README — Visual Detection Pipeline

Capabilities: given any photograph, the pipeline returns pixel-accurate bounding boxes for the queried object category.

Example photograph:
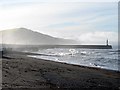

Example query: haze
[0,0,118,45]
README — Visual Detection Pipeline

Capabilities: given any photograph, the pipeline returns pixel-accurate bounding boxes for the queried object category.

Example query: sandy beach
[2,51,120,89]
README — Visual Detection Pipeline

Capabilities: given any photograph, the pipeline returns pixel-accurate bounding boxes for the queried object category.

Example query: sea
[27,46,119,71]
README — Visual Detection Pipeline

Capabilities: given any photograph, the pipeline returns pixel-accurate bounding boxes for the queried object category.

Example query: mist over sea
[27,45,119,71]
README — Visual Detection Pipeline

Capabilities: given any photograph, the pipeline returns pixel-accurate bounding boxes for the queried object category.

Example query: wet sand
[2,51,120,89]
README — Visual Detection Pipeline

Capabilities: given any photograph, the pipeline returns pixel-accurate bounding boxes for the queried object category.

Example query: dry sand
[1,51,120,89]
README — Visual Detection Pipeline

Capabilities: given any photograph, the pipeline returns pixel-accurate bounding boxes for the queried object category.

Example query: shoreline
[2,51,120,89]
[29,56,119,74]
[28,55,119,72]
[12,50,119,72]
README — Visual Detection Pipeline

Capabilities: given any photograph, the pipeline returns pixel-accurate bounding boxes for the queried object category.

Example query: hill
[0,28,78,45]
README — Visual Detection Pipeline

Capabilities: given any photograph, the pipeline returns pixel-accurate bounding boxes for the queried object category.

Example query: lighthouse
[106,39,108,46]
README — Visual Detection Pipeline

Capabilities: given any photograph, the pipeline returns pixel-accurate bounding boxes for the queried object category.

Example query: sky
[0,0,119,45]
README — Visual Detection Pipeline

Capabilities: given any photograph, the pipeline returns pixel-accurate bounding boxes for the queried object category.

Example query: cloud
[77,32,118,45]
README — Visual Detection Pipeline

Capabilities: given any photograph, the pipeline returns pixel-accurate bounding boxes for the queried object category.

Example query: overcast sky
[0,0,118,45]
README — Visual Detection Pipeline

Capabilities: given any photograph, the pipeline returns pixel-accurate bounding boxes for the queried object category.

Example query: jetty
[36,45,112,49]
[37,39,112,49]
[1,40,112,50]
